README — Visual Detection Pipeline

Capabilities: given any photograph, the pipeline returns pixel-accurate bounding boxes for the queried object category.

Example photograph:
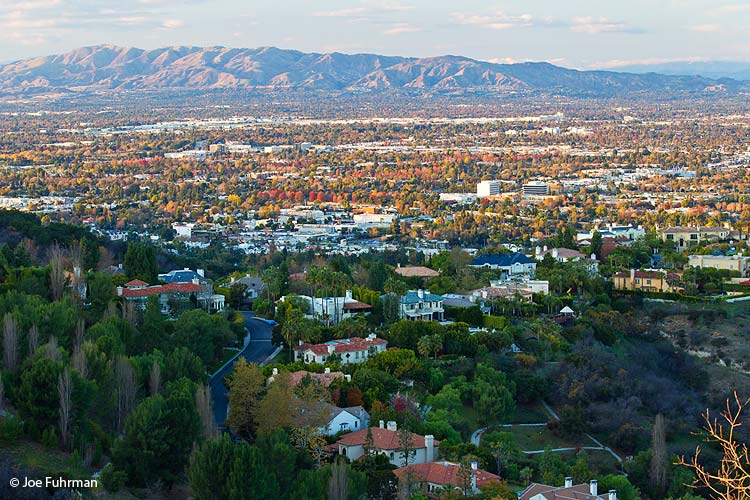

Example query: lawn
[509,425,582,451]
[508,403,549,424]
[207,347,241,374]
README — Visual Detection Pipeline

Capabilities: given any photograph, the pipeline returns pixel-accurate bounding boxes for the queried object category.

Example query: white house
[330,421,439,467]
[293,334,388,365]
[397,289,444,321]
[321,404,370,436]
[577,224,645,242]
[688,254,750,277]
[469,253,537,278]
[281,291,372,325]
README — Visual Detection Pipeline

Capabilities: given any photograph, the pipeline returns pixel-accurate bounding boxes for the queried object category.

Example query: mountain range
[0,45,746,97]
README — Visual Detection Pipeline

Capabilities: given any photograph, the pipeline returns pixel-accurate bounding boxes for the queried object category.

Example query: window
[646,279,651,285]
[690,234,698,240]
[340,422,349,431]
[634,279,640,284]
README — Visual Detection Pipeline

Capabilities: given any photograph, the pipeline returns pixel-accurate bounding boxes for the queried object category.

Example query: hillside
[0,45,746,97]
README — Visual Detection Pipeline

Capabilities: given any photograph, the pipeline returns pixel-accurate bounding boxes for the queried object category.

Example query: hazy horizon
[3,0,750,70]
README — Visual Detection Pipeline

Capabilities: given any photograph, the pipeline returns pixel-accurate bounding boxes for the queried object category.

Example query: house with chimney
[293,334,387,365]
[613,269,683,294]
[329,420,439,467]
[116,277,224,314]
[659,226,731,250]
[535,246,599,274]
[280,290,372,325]
[394,460,499,498]
[519,478,617,500]
[397,289,444,321]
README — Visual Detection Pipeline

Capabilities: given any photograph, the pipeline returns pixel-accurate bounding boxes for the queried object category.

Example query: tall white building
[477,180,501,198]
[522,181,549,196]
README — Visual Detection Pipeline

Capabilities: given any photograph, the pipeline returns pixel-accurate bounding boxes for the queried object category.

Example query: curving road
[209,313,277,431]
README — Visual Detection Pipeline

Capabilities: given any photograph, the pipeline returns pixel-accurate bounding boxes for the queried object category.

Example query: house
[536,247,599,274]
[469,287,533,303]
[469,253,536,278]
[659,226,730,250]
[116,279,225,314]
[282,291,373,325]
[158,268,207,284]
[232,274,266,301]
[394,461,500,498]
[688,254,750,277]
[613,269,683,293]
[330,420,439,467]
[519,478,617,500]
[395,266,441,279]
[321,404,370,436]
[577,224,645,242]
[293,334,387,365]
[398,289,444,321]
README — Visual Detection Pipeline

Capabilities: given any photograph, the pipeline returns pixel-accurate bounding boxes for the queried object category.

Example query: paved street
[210,313,276,431]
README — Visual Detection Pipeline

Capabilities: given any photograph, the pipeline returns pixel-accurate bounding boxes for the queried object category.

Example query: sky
[2,0,750,68]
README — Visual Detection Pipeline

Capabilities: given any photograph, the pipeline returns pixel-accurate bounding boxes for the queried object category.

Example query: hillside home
[688,254,750,277]
[398,289,444,321]
[660,226,730,250]
[394,461,500,498]
[519,478,616,500]
[613,269,683,293]
[293,334,387,365]
[330,420,439,467]
[469,253,537,278]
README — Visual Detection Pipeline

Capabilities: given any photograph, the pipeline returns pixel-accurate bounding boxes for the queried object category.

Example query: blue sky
[2,0,750,68]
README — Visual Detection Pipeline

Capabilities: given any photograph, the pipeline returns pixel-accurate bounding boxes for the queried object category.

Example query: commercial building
[477,180,501,198]
[522,181,549,196]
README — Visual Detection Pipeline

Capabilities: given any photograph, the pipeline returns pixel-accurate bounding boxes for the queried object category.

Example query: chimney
[565,477,573,488]
[471,461,478,470]
[272,368,278,376]
[535,245,542,256]
[344,374,351,382]
[590,480,598,497]
[298,339,304,346]
[425,435,435,462]
[197,269,205,278]
[543,245,548,252]
[552,248,559,259]
[379,420,385,429]
[345,290,352,300]
[116,286,123,297]
[327,345,335,354]
[418,289,424,299]
[609,490,617,500]
[324,367,331,374]
[386,421,397,431]
[630,269,635,280]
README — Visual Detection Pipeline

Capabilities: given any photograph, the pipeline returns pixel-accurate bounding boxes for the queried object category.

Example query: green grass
[11,440,96,478]
[509,426,581,451]
[207,347,241,373]
[508,403,549,424]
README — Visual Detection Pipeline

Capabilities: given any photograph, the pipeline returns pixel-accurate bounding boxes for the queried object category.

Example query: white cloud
[160,18,184,29]
[383,22,420,35]
[452,11,534,30]
[570,17,643,34]
[313,7,368,18]
[590,56,710,69]
[690,24,720,32]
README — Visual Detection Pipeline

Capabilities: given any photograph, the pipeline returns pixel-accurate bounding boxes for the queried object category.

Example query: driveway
[210,313,276,431]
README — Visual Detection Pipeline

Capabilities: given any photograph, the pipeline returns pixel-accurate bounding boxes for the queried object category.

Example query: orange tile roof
[121,282,205,298]
[334,427,438,451]
[394,461,499,489]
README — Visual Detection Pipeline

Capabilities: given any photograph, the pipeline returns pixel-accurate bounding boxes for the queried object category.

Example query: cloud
[383,22,420,35]
[160,18,184,29]
[690,24,720,32]
[452,11,535,30]
[590,56,710,69]
[713,3,750,14]
[570,17,643,34]
[313,7,368,18]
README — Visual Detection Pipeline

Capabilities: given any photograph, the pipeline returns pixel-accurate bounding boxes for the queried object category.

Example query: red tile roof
[120,282,205,298]
[334,427,439,451]
[518,483,604,500]
[294,337,387,355]
[125,279,149,287]
[343,300,373,311]
[394,462,499,489]
[288,370,344,387]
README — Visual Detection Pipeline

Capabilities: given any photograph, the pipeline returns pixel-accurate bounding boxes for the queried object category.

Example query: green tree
[111,378,202,487]
[189,434,236,500]
[226,359,264,438]
[123,242,158,283]
[174,309,232,364]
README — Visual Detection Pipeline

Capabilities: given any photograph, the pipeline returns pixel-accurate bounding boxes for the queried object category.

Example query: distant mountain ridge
[0,45,746,96]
